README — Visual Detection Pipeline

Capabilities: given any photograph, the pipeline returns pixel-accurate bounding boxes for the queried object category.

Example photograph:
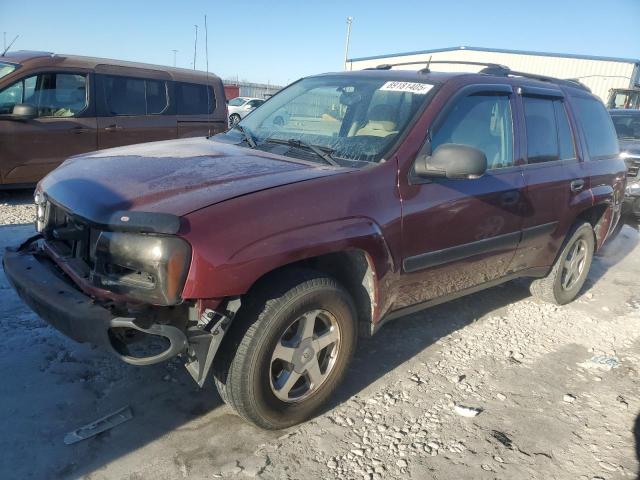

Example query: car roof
[0,50,222,83]
[314,68,590,96]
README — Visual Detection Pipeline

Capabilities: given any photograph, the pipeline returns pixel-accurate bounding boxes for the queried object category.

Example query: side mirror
[414,143,487,180]
[12,104,37,120]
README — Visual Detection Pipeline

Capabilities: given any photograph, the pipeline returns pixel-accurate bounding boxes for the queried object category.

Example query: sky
[1,0,639,86]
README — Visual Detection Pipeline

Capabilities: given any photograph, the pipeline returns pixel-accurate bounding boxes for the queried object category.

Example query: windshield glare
[612,114,640,140]
[0,62,17,80]
[236,76,435,164]
[228,97,246,106]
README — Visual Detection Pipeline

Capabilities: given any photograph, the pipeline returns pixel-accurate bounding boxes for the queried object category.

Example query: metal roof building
[346,46,640,102]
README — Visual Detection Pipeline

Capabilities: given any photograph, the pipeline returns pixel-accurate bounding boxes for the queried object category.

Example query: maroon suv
[3,63,626,429]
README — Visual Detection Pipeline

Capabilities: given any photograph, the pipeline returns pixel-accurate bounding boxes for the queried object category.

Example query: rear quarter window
[572,97,619,159]
[176,82,215,115]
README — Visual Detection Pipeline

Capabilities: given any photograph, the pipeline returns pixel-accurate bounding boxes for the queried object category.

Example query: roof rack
[367,60,590,92]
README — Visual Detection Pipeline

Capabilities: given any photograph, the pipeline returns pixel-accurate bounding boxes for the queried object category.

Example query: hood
[40,137,344,221]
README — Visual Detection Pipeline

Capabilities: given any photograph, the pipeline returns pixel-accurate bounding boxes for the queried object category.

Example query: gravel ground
[0,189,35,225]
[0,211,639,480]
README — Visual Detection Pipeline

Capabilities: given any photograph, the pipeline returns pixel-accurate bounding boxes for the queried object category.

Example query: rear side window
[176,82,215,114]
[572,97,619,158]
[523,97,576,163]
[432,94,514,169]
[102,75,168,115]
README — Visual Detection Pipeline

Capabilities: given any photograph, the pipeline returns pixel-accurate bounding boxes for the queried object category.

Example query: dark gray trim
[518,85,564,98]
[521,221,559,243]
[403,230,520,273]
[348,46,640,66]
[403,221,558,274]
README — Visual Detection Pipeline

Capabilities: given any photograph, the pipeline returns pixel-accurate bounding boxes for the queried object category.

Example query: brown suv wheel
[213,269,357,429]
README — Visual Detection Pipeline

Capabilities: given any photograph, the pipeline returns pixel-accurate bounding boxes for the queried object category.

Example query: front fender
[181,216,395,300]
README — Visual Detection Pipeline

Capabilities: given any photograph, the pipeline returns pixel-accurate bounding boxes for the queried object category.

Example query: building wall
[347,48,638,102]
[223,80,282,100]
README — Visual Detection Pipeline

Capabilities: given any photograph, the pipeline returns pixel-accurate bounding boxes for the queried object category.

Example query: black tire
[229,114,241,126]
[530,222,595,305]
[213,269,357,429]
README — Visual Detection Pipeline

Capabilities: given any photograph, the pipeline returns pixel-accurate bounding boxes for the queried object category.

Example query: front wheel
[530,222,595,305]
[229,113,241,126]
[214,270,357,429]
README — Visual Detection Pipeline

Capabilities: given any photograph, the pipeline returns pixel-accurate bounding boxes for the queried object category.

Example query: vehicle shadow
[330,278,531,411]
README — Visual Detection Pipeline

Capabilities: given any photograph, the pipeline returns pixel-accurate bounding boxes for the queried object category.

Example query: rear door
[396,84,526,308]
[96,72,176,149]
[511,86,589,271]
[0,71,97,185]
[175,81,226,138]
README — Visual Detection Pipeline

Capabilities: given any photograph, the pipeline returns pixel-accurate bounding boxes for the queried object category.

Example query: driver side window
[0,73,87,117]
[432,94,514,170]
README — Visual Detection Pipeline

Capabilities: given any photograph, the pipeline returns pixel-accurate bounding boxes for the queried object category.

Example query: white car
[227,97,265,125]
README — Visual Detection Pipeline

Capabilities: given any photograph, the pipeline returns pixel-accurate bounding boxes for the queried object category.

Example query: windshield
[229,97,246,106]
[611,114,640,140]
[232,75,435,164]
[0,62,17,80]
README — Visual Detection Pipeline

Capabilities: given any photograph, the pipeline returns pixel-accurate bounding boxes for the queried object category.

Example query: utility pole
[344,17,353,71]
[172,49,178,67]
[193,25,198,70]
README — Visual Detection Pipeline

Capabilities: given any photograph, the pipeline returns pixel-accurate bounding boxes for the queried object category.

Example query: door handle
[500,191,519,206]
[104,124,123,132]
[570,179,585,193]
[71,127,90,134]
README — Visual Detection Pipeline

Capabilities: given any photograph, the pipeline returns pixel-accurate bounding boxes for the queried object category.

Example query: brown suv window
[573,97,619,159]
[0,73,87,117]
[102,75,168,115]
[176,82,214,115]
[432,94,514,169]
[523,97,575,163]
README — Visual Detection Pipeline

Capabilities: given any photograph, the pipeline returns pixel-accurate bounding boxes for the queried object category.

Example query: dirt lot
[1,192,639,480]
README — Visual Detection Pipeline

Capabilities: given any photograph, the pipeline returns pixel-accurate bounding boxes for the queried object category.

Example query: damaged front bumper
[2,238,233,386]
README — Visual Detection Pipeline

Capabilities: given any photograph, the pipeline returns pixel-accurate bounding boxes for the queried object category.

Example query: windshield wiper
[264,138,339,166]
[233,124,257,148]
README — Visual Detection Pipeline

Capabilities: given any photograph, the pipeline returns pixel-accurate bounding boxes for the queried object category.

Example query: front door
[396,85,525,309]
[0,71,97,185]
[96,74,176,149]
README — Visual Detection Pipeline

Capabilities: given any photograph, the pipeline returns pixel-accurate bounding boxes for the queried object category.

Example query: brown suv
[0,50,227,187]
[3,62,626,429]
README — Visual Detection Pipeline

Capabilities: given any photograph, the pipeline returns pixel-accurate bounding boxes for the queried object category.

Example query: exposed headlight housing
[92,232,192,305]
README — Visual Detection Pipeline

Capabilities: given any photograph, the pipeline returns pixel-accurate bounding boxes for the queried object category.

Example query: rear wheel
[530,222,595,305]
[213,270,357,429]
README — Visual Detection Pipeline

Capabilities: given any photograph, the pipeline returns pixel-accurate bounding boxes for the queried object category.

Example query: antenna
[2,35,19,56]
[193,24,198,70]
[344,17,353,71]
[172,49,178,67]
[204,14,212,137]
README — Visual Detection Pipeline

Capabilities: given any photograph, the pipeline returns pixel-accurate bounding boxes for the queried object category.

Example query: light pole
[344,17,353,71]
[172,49,178,67]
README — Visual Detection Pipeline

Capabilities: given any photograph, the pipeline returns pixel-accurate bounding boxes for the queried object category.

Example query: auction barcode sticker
[379,81,433,94]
